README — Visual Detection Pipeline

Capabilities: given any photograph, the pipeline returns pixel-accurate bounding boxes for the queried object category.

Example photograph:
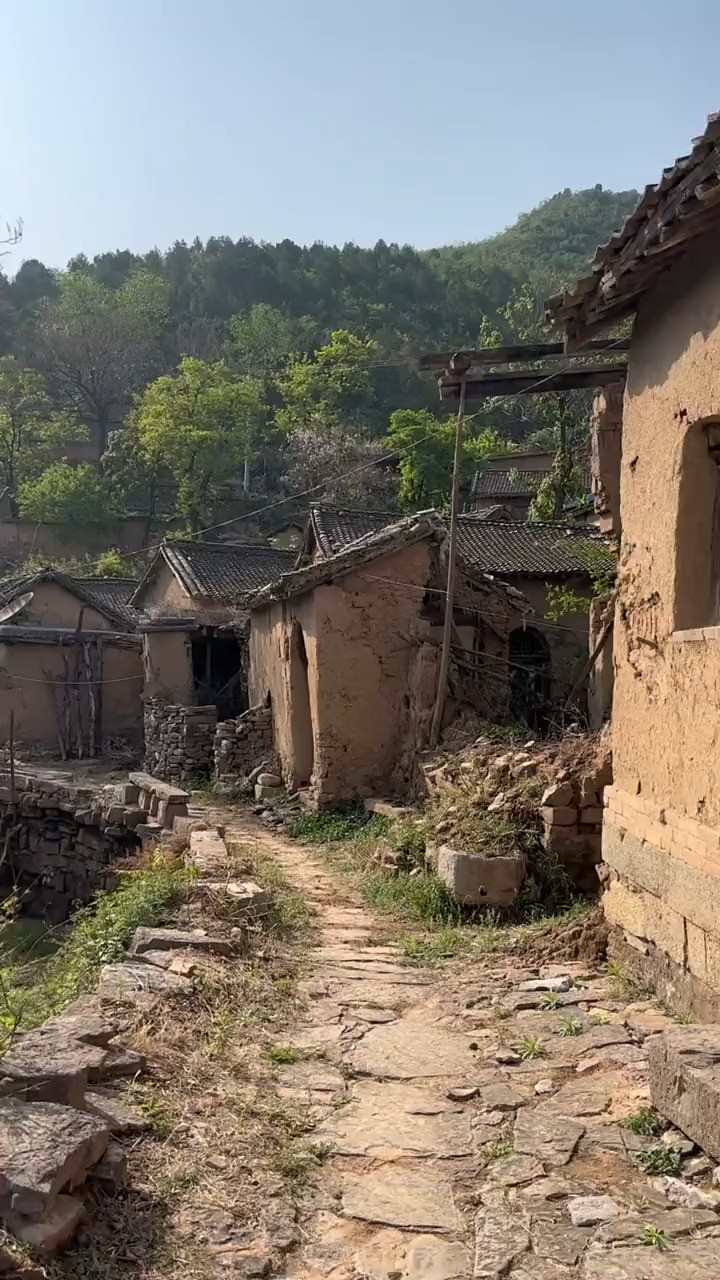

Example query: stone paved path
[222,815,720,1280]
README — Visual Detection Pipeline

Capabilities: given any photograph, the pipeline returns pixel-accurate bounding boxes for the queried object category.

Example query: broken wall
[604,229,720,1013]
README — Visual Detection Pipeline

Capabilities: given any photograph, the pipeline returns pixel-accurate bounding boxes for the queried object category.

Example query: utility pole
[429,367,468,748]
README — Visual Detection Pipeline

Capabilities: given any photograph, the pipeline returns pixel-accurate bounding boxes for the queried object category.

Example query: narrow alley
[218,814,720,1280]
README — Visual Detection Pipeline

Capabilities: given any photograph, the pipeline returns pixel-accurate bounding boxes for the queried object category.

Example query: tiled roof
[472,469,551,499]
[73,578,140,627]
[455,519,614,578]
[546,112,720,342]
[0,569,140,630]
[308,506,399,559]
[148,540,296,603]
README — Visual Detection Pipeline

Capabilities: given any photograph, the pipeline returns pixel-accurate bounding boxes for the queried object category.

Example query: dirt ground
[45,810,720,1280]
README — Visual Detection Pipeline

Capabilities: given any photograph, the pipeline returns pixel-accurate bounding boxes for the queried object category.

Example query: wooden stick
[8,710,15,813]
[44,670,68,760]
[83,640,96,759]
[430,372,467,747]
[563,592,616,711]
[71,609,85,759]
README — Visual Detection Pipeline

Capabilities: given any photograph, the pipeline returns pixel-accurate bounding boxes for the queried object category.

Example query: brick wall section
[214,703,274,779]
[144,698,217,781]
[541,762,611,893]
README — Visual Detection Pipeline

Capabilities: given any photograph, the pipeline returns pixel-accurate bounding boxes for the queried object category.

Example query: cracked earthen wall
[604,229,720,1013]
[250,541,438,803]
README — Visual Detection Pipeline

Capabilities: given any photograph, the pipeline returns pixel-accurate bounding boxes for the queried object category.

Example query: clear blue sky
[2,0,720,270]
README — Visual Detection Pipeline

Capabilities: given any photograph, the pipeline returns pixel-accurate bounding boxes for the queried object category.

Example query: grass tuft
[624,1106,663,1137]
[286,807,388,844]
[519,1035,546,1060]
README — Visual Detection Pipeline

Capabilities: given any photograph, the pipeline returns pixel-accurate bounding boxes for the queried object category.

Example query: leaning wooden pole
[429,370,467,747]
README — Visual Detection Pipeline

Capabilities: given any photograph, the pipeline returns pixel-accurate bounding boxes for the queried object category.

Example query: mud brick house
[300,505,612,725]
[547,111,720,1016]
[0,568,141,755]
[467,450,554,518]
[131,539,295,716]
[250,512,526,805]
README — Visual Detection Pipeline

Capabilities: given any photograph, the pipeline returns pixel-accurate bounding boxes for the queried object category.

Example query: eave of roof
[545,112,720,346]
[252,512,445,607]
[0,568,138,631]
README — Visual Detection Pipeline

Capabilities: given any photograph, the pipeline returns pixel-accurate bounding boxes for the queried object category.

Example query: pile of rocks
[424,729,613,906]
[0,822,270,1259]
[214,702,275,781]
[143,698,217,781]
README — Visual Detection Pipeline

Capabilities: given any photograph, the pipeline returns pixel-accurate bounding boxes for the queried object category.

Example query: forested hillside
[0,184,638,537]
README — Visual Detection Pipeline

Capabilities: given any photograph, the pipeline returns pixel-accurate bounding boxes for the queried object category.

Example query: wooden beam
[417,337,630,372]
[439,363,628,401]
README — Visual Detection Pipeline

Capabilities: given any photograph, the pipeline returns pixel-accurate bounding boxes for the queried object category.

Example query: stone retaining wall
[143,699,217,781]
[214,702,274,780]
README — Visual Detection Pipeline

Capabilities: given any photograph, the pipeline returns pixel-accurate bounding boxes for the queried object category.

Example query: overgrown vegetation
[286,806,388,845]
[0,852,197,1045]
[0,186,639,533]
[638,1145,682,1176]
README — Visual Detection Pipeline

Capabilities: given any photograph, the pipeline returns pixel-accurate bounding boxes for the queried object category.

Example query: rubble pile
[0,821,268,1260]
[423,727,613,904]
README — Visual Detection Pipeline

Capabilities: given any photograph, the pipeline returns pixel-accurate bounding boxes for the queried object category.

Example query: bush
[18,463,115,523]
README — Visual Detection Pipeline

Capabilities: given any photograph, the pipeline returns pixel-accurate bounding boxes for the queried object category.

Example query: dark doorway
[191,630,246,719]
[509,626,552,731]
[289,622,314,786]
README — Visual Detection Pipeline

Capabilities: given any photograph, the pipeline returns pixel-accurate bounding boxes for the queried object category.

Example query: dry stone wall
[143,699,217,781]
[214,702,274,780]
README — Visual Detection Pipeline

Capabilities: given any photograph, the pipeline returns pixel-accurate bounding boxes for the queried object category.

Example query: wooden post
[429,370,467,747]
[8,710,15,813]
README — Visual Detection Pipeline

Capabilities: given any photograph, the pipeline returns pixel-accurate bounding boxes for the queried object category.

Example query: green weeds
[624,1107,663,1137]
[638,1145,682,1176]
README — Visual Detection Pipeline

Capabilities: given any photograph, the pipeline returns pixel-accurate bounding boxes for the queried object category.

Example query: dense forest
[0,184,638,536]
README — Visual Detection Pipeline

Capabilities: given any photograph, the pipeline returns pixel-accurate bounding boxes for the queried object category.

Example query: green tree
[18,463,112,523]
[387,408,513,508]
[133,358,266,531]
[34,270,169,451]
[226,304,318,377]
[277,330,377,435]
[0,357,85,517]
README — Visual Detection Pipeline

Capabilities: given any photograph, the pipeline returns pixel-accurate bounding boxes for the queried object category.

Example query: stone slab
[343,1166,462,1232]
[5,1192,84,1254]
[437,846,525,908]
[352,1229,471,1280]
[129,926,233,957]
[513,1108,585,1167]
[649,1025,720,1160]
[350,1021,478,1079]
[84,1089,149,1135]
[98,960,192,998]
[473,1209,530,1277]
[584,1238,720,1277]
[0,1097,108,1217]
[318,1081,472,1158]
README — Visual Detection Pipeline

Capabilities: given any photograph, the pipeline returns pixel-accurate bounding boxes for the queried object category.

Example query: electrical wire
[101,336,629,560]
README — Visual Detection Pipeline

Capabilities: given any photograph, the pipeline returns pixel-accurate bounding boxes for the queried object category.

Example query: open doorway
[191,629,246,720]
[289,621,314,786]
[509,625,552,731]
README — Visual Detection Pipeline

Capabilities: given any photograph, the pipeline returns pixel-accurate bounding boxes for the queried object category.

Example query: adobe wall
[0,638,143,752]
[0,517,151,567]
[16,582,114,631]
[604,229,720,1011]
[250,541,437,803]
[142,628,195,704]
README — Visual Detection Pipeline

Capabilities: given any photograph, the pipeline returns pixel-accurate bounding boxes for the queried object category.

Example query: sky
[2,0,720,270]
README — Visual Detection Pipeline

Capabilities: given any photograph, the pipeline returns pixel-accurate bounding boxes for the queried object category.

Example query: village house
[249,512,527,805]
[0,568,142,756]
[547,111,720,1016]
[466,449,554,518]
[299,504,612,725]
[131,538,295,715]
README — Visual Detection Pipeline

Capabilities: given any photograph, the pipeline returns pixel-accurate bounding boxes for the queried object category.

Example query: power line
[109,336,627,562]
